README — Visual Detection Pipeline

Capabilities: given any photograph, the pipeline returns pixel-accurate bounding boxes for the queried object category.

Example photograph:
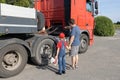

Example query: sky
[98,0,120,23]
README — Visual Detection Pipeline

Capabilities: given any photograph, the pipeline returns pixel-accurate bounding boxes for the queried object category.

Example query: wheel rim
[2,51,22,71]
[81,39,87,49]
[40,44,52,59]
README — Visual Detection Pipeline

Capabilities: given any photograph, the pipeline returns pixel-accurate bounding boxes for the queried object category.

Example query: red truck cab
[35,0,98,52]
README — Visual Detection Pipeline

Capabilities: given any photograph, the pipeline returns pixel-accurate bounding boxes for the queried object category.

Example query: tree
[6,0,16,5]
[0,0,6,3]
[4,0,31,7]
[14,0,31,7]
[116,21,120,24]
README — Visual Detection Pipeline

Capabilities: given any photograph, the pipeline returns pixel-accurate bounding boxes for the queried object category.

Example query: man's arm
[69,27,75,49]
[69,35,74,50]
[69,35,74,46]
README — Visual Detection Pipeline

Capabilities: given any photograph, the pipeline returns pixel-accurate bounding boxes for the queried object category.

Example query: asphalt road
[1,30,120,80]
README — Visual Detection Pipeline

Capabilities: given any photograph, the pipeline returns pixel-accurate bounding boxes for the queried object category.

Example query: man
[69,19,80,69]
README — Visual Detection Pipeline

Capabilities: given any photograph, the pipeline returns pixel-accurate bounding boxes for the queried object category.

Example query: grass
[114,24,120,29]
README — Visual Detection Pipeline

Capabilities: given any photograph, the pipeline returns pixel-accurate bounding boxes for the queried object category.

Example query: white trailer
[0,3,57,78]
[0,3,37,33]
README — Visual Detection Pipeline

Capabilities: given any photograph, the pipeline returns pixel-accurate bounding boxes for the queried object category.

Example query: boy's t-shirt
[57,40,67,49]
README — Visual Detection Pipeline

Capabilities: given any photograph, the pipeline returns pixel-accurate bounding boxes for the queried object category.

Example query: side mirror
[95,9,98,15]
[95,1,98,9]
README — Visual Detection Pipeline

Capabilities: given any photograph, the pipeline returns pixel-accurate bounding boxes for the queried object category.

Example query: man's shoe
[70,65,75,70]
[75,65,79,69]
[62,71,66,74]
[56,72,62,75]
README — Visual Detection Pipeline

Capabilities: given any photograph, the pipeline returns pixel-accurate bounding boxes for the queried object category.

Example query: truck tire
[79,34,89,53]
[32,39,56,65]
[0,44,28,78]
[37,12,45,31]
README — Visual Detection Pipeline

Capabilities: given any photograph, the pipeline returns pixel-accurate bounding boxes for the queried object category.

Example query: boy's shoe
[56,72,62,75]
[62,71,66,74]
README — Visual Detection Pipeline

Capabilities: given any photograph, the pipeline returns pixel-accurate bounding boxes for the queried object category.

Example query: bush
[94,16,115,36]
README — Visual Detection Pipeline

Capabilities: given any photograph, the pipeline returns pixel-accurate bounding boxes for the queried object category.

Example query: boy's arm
[55,42,60,58]
[55,48,60,59]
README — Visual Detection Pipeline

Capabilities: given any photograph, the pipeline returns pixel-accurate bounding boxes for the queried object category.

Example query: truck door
[85,0,94,39]
[70,0,86,29]
[86,0,94,29]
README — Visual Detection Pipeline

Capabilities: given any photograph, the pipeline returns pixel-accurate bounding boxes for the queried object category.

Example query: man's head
[69,19,75,27]
[59,32,65,39]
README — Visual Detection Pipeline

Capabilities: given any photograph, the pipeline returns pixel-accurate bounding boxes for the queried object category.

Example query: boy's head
[59,32,65,39]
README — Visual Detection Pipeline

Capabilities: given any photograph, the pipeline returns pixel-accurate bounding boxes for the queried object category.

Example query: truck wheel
[37,12,45,31]
[32,39,56,65]
[79,34,89,53]
[0,44,28,78]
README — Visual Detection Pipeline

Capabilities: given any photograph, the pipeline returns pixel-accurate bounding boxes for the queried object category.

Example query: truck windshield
[86,1,92,12]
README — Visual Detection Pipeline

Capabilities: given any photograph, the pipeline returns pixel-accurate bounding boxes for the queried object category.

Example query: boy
[55,32,69,75]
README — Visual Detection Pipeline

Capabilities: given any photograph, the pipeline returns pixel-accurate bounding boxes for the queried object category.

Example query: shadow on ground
[36,63,72,73]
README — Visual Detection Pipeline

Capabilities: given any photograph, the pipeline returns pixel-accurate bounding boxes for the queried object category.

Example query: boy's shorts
[70,46,79,56]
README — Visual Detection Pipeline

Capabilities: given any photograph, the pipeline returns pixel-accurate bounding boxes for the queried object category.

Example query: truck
[0,0,98,78]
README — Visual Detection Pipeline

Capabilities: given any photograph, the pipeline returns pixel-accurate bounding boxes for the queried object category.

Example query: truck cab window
[86,1,92,12]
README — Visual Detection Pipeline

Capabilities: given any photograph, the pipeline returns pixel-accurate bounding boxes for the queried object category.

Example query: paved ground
[1,30,120,80]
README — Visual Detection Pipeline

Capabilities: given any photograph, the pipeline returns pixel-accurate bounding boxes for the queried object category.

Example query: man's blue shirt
[70,26,80,46]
